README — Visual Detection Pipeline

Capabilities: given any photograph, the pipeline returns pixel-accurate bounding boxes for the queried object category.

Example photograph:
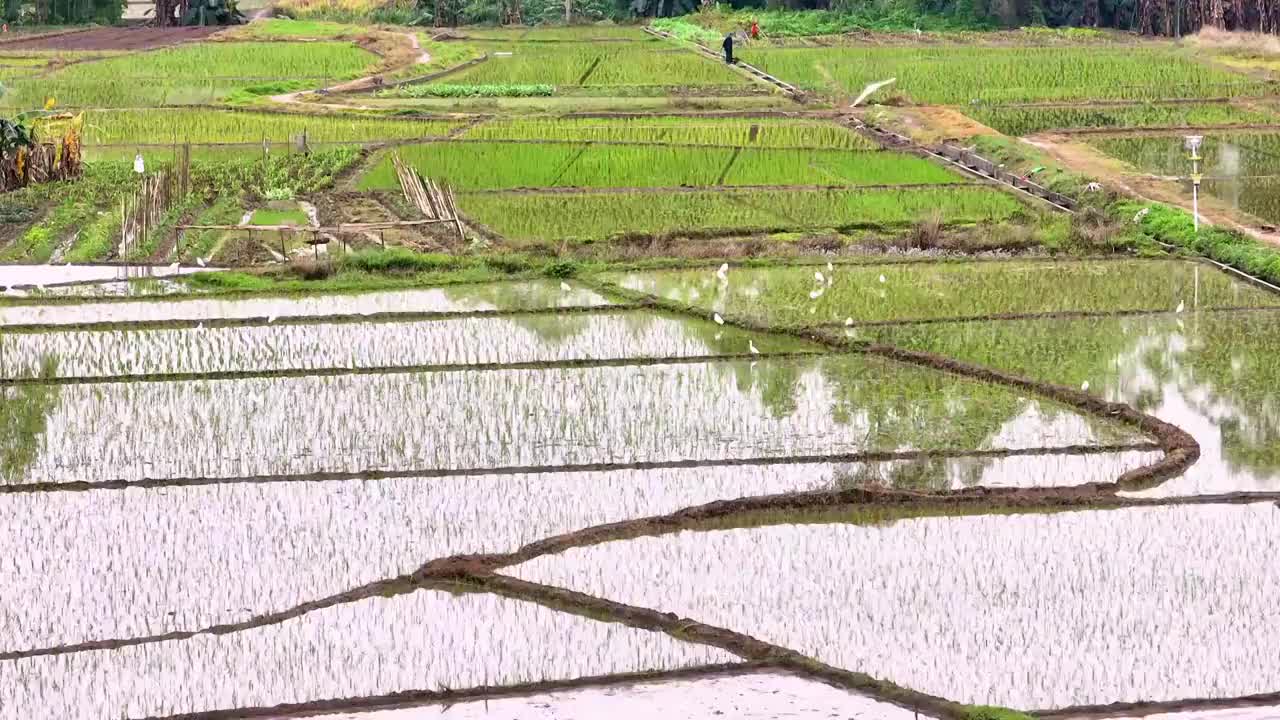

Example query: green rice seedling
[182,198,245,262]
[466,117,875,149]
[741,46,1269,104]
[968,102,1276,136]
[357,141,955,190]
[381,83,555,98]
[0,42,376,108]
[447,43,744,87]
[73,109,463,145]
[461,186,1023,243]
[609,258,1278,328]
[724,149,960,186]
[358,143,584,190]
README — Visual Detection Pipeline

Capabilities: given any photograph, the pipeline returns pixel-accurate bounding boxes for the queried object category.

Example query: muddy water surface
[2,356,1142,484]
[1,589,736,720]
[513,503,1280,710]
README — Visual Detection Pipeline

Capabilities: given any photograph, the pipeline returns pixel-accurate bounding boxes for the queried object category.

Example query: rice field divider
[0,441,1161,496]
[643,26,801,97]
[0,302,652,334]
[347,54,491,94]
[456,181,972,196]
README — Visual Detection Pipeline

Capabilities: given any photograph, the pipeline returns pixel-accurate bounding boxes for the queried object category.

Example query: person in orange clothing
[750,19,759,39]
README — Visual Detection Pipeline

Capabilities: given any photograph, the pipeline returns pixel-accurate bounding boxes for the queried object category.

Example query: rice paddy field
[6,18,1280,720]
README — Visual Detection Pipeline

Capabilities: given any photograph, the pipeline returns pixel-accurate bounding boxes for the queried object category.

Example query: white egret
[560,281,572,292]
[878,274,887,284]
[809,288,824,300]
[851,78,896,107]
[1175,300,1185,313]
[713,313,725,325]
[748,340,759,354]
[716,263,729,280]
[827,261,834,272]
[168,261,180,273]
[196,257,207,268]
[1081,380,1090,391]
[844,317,854,326]
[267,314,278,324]
[815,271,825,283]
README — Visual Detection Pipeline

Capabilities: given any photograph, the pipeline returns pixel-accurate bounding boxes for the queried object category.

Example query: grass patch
[250,207,312,226]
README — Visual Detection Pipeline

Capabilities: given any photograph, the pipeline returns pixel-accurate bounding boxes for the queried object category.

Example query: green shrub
[343,247,464,272]
[1120,200,1280,285]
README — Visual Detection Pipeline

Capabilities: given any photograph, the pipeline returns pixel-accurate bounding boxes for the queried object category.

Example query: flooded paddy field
[1091,133,1280,224]
[512,502,1280,710]
[871,309,1280,496]
[2,589,736,720]
[3,253,1278,719]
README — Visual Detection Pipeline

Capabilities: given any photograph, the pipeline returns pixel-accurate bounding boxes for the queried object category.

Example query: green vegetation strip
[970,103,1278,136]
[69,109,464,145]
[445,43,746,87]
[464,117,873,149]
[0,42,377,108]
[741,46,1268,104]
[359,142,958,190]
[381,83,554,98]
[461,187,1023,243]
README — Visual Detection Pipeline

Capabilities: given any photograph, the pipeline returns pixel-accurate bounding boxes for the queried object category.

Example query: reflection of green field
[869,309,1280,489]
[610,259,1279,327]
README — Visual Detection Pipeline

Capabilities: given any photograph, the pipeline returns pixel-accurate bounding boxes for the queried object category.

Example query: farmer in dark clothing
[723,32,735,64]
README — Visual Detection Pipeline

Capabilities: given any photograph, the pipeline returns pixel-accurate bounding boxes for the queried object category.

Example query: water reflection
[2,357,1140,485]
[513,503,1280,710]
[872,310,1280,496]
[0,280,611,327]
[0,311,809,379]
[0,589,734,720]
[0,263,214,290]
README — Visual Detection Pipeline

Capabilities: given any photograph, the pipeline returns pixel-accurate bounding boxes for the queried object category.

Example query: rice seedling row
[741,46,1268,104]
[461,187,1024,243]
[462,116,875,149]
[0,42,377,108]
[0,463,818,647]
[606,258,1278,328]
[510,502,1280,710]
[359,142,960,191]
[0,281,612,328]
[444,42,746,87]
[1,355,1139,485]
[1,588,732,720]
[67,109,465,145]
[0,311,812,379]
[969,102,1279,136]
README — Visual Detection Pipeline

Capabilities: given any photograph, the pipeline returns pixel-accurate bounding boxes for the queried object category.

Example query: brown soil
[875,106,1001,144]
[212,235,275,266]
[1026,132,1280,248]
[0,26,223,51]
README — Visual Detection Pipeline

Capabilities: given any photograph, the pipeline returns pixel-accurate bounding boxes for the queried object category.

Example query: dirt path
[269,32,429,110]
[1026,132,1280,248]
